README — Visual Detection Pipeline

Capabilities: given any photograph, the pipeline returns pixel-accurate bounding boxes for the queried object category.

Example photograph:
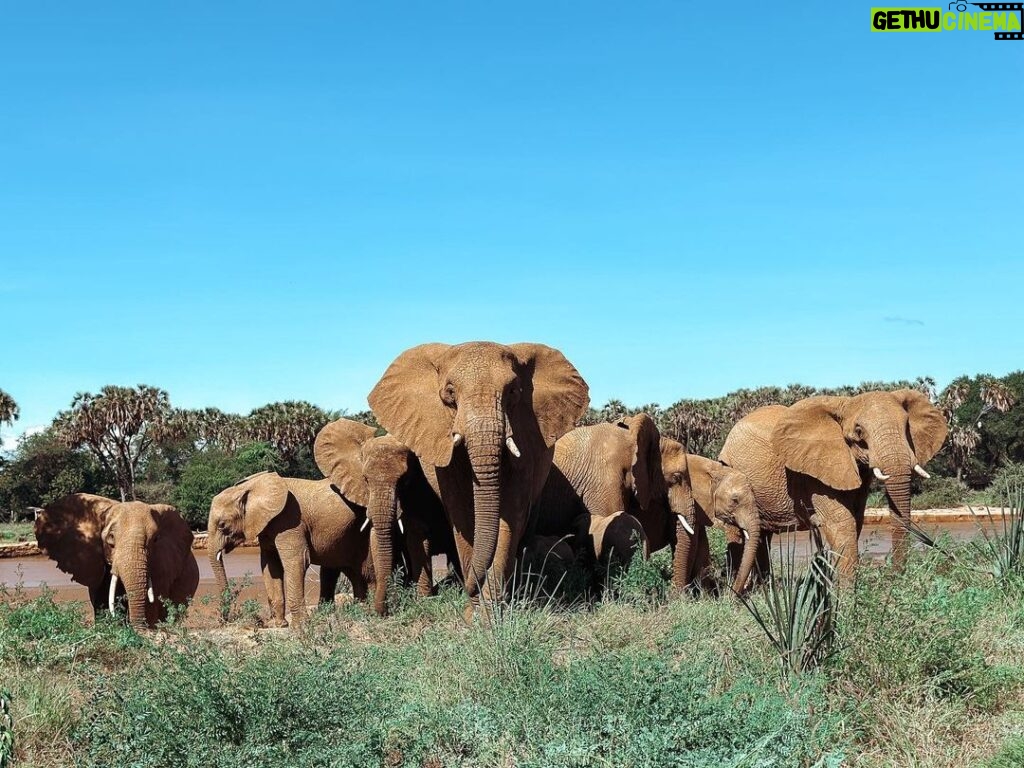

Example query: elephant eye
[853,424,866,440]
[506,383,522,407]
[440,382,457,406]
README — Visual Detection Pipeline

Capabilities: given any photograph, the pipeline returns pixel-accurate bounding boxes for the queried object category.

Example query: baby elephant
[207,471,374,627]
[35,493,199,628]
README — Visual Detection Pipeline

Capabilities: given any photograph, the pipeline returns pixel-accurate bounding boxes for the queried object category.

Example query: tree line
[1,371,1021,527]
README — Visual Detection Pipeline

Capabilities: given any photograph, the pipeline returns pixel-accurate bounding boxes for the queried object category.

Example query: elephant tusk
[397,518,404,534]
[216,549,223,563]
[742,529,749,542]
[873,467,891,481]
[147,579,155,604]
[360,517,371,533]
[108,573,118,617]
[506,436,521,458]
[677,514,695,536]
[914,464,930,479]
[452,433,463,446]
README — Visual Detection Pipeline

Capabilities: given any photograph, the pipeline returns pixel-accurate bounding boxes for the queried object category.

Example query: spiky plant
[740,529,838,678]
[968,486,1024,587]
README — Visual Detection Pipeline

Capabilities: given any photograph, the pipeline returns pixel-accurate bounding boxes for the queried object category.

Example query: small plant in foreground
[969,486,1024,587]
[741,530,838,678]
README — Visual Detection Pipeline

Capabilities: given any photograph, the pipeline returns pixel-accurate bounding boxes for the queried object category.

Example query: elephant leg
[318,566,341,605]
[260,548,287,628]
[349,569,369,602]
[405,519,434,597]
[813,495,859,580]
[282,550,310,626]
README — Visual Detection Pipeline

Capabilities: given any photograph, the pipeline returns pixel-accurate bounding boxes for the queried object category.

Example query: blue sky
[2,2,1022,444]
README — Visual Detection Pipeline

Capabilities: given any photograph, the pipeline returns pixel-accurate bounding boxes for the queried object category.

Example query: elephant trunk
[875,432,914,568]
[671,517,693,592]
[208,527,229,600]
[369,487,398,615]
[731,517,762,595]
[669,483,697,592]
[464,413,504,599]
[884,471,913,568]
[115,542,150,628]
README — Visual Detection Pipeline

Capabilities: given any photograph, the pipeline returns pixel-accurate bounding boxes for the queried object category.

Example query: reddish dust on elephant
[34,493,199,628]
[367,342,589,618]
[719,389,947,578]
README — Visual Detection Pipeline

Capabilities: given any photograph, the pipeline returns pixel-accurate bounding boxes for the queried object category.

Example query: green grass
[3,533,1024,767]
[0,523,35,544]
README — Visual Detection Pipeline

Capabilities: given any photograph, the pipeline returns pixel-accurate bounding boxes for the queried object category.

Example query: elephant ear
[895,389,948,464]
[150,504,196,559]
[509,343,590,447]
[771,397,862,491]
[238,472,290,541]
[34,493,117,588]
[620,413,663,511]
[314,418,375,507]
[368,343,455,468]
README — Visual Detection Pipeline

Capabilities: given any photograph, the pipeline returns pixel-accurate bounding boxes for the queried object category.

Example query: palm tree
[245,401,336,463]
[0,389,19,449]
[54,385,173,500]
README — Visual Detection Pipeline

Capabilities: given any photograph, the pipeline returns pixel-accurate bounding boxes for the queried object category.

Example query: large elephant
[533,415,697,592]
[719,390,947,577]
[683,452,761,594]
[313,417,457,615]
[35,493,199,628]
[368,342,589,614]
[207,471,374,626]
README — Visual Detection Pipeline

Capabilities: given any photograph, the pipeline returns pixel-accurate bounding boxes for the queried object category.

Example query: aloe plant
[968,486,1024,586]
[740,529,838,677]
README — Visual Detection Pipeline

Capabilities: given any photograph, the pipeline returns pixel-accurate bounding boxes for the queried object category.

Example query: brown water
[0,521,987,626]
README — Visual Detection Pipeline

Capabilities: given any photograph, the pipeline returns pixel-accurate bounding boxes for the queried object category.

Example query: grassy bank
[2,536,1024,767]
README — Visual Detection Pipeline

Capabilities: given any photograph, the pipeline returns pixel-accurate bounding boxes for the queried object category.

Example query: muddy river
[2,520,983,598]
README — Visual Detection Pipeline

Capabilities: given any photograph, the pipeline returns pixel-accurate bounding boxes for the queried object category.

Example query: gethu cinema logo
[871,3,1023,37]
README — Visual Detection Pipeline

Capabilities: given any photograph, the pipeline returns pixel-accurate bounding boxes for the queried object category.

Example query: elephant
[518,533,578,594]
[368,342,589,616]
[313,417,458,615]
[35,493,199,628]
[719,389,948,577]
[683,452,761,594]
[207,471,375,627]
[533,415,697,593]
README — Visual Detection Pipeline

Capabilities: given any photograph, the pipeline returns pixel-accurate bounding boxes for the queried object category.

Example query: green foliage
[912,475,969,510]
[989,464,1024,506]
[740,534,838,678]
[968,490,1024,588]
[173,442,284,528]
[986,735,1024,768]
[610,547,673,606]
[0,588,141,668]
[0,428,115,520]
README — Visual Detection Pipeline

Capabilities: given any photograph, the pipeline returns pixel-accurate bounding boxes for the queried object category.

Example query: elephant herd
[32,341,949,628]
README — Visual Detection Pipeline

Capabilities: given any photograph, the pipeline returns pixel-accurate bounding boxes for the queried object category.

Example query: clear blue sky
[2,2,1022,443]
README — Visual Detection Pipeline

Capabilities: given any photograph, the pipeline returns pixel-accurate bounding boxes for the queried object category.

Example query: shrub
[912,475,968,510]
[989,463,1024,507]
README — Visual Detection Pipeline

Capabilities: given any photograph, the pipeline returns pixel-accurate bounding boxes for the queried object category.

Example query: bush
[989,463,1024,507]
[173,442,283,528]
[912,476,968,510]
